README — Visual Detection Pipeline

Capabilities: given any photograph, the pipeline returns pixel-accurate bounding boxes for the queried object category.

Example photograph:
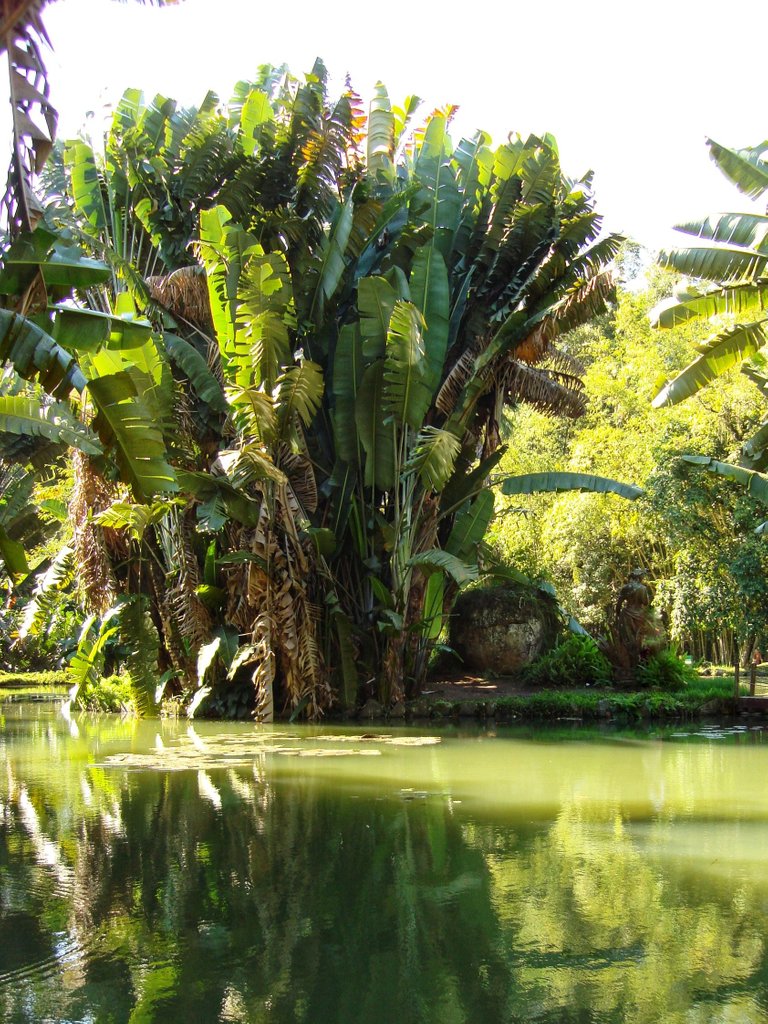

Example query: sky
[10,0,768,250]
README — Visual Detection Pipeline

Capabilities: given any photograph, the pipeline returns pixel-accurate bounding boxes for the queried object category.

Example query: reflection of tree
[472,802,765,1024]
[1,725,510,1023]
[3,713,768,1023]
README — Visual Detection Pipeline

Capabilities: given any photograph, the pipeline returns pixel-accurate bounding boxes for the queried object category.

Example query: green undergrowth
[0,670,69,688]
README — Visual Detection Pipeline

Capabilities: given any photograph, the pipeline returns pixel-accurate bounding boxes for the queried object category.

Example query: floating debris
[314,734,440,747]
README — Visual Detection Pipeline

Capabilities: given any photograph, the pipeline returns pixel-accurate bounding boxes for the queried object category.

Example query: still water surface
[2,700,768,1023]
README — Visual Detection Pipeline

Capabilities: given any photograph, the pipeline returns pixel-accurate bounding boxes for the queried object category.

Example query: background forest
[490,252,768,665]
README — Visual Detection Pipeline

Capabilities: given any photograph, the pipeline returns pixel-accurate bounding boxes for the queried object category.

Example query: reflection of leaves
[98,730,441,770]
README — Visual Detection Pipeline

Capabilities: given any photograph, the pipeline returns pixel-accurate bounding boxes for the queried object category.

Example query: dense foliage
[0,63,627,715]
[489,261,768,663]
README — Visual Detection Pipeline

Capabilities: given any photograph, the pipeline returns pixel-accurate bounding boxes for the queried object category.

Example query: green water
[2,702,768,1023]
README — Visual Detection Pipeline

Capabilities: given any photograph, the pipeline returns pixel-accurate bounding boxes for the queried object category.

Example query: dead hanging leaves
[99,729,441,770]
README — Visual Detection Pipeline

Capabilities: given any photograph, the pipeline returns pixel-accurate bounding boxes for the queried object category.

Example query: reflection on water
[1,705,768,1023]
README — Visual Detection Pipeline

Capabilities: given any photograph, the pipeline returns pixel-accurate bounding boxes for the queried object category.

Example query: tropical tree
[652,136,768,534]
[0,63,633,716]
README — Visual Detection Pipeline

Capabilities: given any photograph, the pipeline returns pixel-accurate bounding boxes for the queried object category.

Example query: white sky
[10,0,768,250]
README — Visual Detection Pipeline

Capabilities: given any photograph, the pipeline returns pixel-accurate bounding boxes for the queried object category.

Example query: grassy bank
[407,676,744,723]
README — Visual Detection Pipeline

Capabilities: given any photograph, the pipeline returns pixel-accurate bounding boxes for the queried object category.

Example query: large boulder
[449,584,560,674]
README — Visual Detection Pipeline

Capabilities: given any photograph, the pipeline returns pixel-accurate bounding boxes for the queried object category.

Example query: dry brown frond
[70,450,119,615]
[553,271,614,333]
[249,612,276,722]
[222,499,329,717]
[165,507,211,652]
[515,318,557,365]
[436,345,485,415]
[504,361,587,419]
[147,266,213,332]
[541,344,585,377]
[275,444,317,515]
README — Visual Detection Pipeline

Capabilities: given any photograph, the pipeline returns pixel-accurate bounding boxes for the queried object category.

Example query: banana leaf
[52,306,153,352]
[409,244,450,396]
[500,472,642,499]
[651,283,768,328]
[0,395,102,455]
[88,371,177,500]
[163,333,227,413]
[653,320,768,407]
[672,212,768,251]
[707,139,768,200]
[0,309,87,396]
[383,300,431,429]
[355,361,395,491]
[658,243,768,285]
[681,455,768,504]
[331,323,363,464]
[446,490,495,561]
[64,140,108,235]
[407,548,479,586]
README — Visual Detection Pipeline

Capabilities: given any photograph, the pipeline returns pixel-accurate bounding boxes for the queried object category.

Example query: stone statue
[614,568,665,667]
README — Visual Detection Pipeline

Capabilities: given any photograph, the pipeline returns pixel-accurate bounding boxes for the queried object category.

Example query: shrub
[521,633,612,687]
[636,648,698,692]
[74,673,135,713]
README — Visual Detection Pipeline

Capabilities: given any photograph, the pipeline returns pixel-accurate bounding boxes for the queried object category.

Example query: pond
[1,700,768,1023]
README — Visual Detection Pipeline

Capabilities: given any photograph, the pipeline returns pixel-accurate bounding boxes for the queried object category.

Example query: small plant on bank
[636,648,698,692]
[522,633,613,687]
[75,673,135,713]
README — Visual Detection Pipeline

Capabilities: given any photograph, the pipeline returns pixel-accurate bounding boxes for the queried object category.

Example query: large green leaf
[358,276,398,360]
[409,244,450,396]
[276,359,324,434]
[445,489,495,561]
[64,140,108,235]
[310,192,354,321]
[52,306,153,352]
[367,83,395,183]
[500,472,642,499]
[681,455,768,505]
[658,243,768,285]
[87,371,177,500]
[421,572,445,640]
[331,323,363,464]
[440,448,507,516]
[0,234,111,293]
[653,319,768,407]
[407,548,479,587]
[95,499,180,542]
[163,333,227,413]
[0,309,87,396]
[673,212,768,252]
[407,426,461,492]
[707,138,768,200]
[0,526,28,577]
[383,300,431,429]
[651,283,768,328]
[414,115,462,259]
[240,88,274,157]
[0,395,101,455]
[355,360,395,491]
[176,469,262,528]
[85,336,174,437]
